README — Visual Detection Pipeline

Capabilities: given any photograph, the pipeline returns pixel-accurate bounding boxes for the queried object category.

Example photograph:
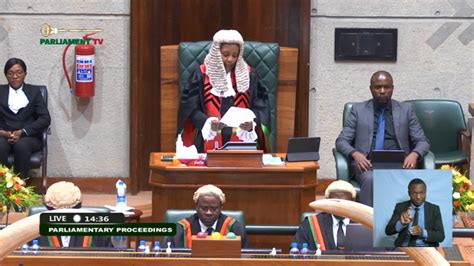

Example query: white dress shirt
[199,219,218,234]
[8,85,29,114]
[61,236,71,247]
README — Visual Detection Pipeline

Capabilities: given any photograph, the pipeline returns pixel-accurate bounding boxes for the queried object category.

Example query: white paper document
[262,154,285,166]
[220,107,256,128]
[105,205,135,211]
[105,205,136,217]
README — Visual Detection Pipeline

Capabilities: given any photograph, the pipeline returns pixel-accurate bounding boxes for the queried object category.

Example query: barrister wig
[44,181,82,209]
[204,29,250,98]
[324,180,357,199]
[193,184,226,204]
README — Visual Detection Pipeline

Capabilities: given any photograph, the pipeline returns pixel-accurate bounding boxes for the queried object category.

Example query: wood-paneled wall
[130,0,310,193]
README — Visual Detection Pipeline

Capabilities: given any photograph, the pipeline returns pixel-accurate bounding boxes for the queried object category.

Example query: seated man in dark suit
[292,180,356,251]
[0,58,51,183]
[335,70,429,206]
[165,184,249,248]
[385,178,445,247]
[33,181,112,248]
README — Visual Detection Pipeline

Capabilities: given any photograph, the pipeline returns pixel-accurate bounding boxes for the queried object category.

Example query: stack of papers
[220,107,256,127]
[262,154,285,166]
[105,205,136,217]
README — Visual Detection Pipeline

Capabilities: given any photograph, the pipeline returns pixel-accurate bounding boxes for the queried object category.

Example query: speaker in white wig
[204,29,250,97]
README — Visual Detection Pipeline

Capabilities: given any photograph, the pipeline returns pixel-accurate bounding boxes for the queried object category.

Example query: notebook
[370,150,405,169]
[285,137,320,162]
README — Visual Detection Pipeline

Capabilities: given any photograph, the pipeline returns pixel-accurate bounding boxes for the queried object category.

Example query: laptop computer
[370,150,405,169]
[344,223,385,251]
[220,141,258,150]
[286,137,320,162]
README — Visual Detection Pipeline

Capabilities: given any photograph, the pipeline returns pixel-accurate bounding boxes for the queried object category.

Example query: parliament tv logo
[39,23,105,45]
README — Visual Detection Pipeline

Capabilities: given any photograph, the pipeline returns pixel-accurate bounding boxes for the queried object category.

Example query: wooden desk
[149,152,319,249]
[3,246,470,266]
[125,209,143,223]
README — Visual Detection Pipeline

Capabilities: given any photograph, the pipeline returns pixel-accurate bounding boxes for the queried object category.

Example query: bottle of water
[116,180,127,209]
[289,242,299,258]
[176,134,183,150]
[269,247,277,256]
[137,240,147,255]
[166,241,172,255]
[153,241,160,257]
[20,243,29,255]
[300,242,309,258]
[112,235,128,250]
[30,240,39,255]
[144,245,150,255]
[315,243,322,256]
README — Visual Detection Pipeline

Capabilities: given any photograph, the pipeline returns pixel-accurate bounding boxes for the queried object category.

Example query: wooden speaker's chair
[160,42,297,152]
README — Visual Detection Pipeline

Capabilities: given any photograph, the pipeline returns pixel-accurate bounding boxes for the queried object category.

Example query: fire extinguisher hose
[62,43,73,93]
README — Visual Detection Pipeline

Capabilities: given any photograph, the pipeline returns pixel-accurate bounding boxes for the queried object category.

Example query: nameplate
[191,235,241,258]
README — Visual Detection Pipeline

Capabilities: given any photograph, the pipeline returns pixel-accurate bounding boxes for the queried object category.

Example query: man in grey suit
[335,71,429,206]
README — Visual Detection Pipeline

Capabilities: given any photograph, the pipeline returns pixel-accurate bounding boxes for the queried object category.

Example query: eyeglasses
[6,70,25,78]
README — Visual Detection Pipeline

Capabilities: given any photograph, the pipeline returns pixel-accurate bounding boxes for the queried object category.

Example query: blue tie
[206,227,214,235]
[408,207,419,246]
[375,107,385,150]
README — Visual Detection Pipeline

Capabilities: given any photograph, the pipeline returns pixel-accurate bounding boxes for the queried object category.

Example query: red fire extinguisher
[74,44,95,97]
[62,38,96,97]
